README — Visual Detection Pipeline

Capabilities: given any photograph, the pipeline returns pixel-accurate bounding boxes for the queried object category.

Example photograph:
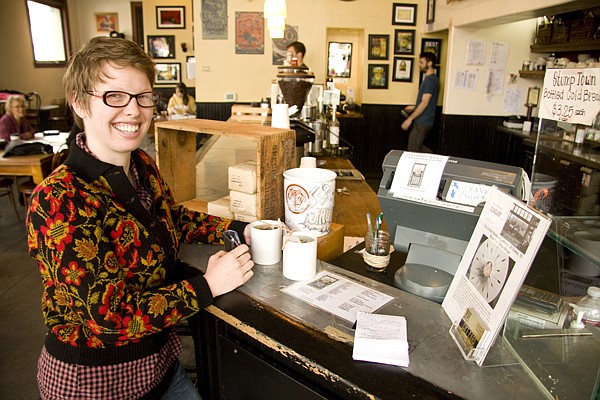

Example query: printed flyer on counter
[281,271,394,323]
[442,186,551,366]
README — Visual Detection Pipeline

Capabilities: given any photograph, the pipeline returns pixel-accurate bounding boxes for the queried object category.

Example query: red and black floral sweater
[27,143,245,365]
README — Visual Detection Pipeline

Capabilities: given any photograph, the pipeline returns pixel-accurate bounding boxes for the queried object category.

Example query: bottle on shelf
[329,105,340,151]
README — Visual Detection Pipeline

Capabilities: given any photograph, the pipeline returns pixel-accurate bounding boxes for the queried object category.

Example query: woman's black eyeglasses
[86,91,161,108]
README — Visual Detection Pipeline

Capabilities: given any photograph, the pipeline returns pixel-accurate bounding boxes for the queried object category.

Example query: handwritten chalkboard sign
[539,68,600,126]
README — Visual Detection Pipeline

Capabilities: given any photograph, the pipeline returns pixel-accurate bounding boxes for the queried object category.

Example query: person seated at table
[0,95,34,141]
[167,82,196,116]
[27,36,254,400]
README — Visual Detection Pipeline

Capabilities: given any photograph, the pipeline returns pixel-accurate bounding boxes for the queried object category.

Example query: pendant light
[264,0,287,39]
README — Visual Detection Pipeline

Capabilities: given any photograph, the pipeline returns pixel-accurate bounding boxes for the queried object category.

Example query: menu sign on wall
[539,67,600,126]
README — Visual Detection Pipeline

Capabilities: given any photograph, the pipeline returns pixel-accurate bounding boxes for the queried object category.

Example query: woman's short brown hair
[63,36,155,127]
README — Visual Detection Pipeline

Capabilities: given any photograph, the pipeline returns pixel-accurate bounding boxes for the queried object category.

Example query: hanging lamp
[264,0,287,39]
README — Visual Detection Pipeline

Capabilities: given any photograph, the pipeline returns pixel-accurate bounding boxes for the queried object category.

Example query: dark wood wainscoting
[439,114,506,162]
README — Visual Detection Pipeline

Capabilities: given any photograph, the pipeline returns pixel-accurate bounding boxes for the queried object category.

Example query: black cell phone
[223,230,241,251]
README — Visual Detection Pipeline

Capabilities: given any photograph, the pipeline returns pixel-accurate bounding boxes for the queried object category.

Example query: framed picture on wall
[95,12,118,32]
[155,63,181,84]
[368,64,389,89]
[421,38,442,63]
[156,6,185,29]
[368,34,389,60]
[426,0,436,24]
[235,12,264,54]
[394,29,415,55]
[392,3,417,26]
[393,57,413,82]
[147,35,175,59]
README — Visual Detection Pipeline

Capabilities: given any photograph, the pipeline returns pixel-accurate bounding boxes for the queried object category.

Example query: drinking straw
[366,212,373,237]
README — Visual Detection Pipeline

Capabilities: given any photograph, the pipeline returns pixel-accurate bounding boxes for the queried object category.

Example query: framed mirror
[327,42,352,78]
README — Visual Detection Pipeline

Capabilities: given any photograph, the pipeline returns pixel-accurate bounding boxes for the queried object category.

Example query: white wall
[193,0,447,105]
[74,0,132,47]
[443,19,539,116]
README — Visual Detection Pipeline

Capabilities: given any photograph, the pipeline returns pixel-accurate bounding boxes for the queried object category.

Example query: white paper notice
[489,42,509,69]
[486,69,505,95]
[352,312,409,367]
[453,69,478,91]
[466,40,486,65]
[281,271,394,323]
[503,87,522,114]
[390,152,449,200]
[539,67,600,126]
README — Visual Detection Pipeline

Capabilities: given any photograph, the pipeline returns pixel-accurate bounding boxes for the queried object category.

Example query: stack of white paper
[352,312,409,367]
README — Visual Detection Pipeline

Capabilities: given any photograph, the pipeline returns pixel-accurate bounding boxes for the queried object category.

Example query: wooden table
[318,156,382,237]
[0,150,53,184]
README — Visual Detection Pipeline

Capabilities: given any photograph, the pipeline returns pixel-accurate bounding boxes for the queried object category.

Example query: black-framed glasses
[86,90,161,108]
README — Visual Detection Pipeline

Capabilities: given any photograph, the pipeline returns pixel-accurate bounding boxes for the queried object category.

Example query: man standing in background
[401,52,439,153]
[287,41,308,68]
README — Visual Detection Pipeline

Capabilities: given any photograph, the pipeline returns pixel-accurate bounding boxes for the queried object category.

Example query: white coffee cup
[300,156,317,168]
[249,219,283,265]
[283,233,317,281]
[271,104,290,129]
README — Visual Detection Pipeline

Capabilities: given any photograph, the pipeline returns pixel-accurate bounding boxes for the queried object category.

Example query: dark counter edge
[190,244,463,400]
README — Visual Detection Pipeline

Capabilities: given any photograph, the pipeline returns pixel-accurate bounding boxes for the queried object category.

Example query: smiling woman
[25,0,70,67]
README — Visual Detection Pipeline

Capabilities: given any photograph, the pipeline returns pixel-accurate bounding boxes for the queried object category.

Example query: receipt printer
[377,150,527,303]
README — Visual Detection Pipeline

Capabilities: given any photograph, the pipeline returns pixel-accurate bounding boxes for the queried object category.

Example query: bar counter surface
[181,243,547,400]
[178,159,548,400]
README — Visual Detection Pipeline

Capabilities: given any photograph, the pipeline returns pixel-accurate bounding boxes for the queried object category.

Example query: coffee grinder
[276,66,316,165]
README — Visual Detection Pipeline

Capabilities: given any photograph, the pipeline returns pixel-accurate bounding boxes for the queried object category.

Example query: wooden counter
[319,156,382,238]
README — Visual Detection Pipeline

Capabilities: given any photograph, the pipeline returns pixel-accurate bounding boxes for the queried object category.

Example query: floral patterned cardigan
[27,143,245,365]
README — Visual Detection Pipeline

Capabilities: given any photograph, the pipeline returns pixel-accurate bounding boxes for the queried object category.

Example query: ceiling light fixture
[264,0,287,39]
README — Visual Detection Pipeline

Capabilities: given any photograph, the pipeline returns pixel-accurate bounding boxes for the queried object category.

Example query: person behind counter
[167,82,196,116]
[287,41,308,68]
[401,52,439,153]
[0,94,34,141]
[27,36,254,400]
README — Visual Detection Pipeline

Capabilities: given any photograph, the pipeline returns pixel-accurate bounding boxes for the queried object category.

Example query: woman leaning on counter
[0,94,34,141]
[26,36,254,399]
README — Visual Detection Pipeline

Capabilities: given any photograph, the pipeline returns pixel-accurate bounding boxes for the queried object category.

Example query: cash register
[378,150,529,303]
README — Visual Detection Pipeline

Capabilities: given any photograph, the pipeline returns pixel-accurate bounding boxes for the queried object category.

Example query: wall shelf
[530,40,600,53]
[519,70,546,79]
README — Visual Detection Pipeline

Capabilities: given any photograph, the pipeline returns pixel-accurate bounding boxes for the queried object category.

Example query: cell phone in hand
[223,230,241,251]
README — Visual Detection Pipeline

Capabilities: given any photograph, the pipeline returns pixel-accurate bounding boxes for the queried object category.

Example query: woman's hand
[204,244,254,297]
[243,224,251,245]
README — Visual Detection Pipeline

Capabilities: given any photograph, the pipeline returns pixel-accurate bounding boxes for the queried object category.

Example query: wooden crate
[155,119,295,220]
[230,105,271,125]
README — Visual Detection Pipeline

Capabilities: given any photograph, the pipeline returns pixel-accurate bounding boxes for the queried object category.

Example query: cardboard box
[207,196,233,219]
[316,223,345,262]
[233,213,258,223]
[230,191,258,216]
[228,161,257,194]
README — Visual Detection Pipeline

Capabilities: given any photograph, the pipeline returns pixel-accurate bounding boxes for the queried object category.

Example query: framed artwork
[156,6,185,29]
[201,0,228,39]
[419,66,440,85]
[368,35,389,60]
[426,0,436,24]
[394,29,415,55]
[393,57,413,82]
[155,63,181,84]
[421,38,442,63]
[95,12,118,32]
[272,24,298,65]
[392,3,417,26]
[147,35,175,59]
[235,12,264,54]
[368,64,389,89]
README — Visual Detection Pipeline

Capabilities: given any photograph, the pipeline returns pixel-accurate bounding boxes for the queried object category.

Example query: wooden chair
[46,98,72,132]
[0,176,21,222]
[25,92,41,131]
[18,147,69,208]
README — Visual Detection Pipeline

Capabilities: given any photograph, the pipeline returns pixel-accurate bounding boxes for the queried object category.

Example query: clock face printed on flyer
[467,238,510,303]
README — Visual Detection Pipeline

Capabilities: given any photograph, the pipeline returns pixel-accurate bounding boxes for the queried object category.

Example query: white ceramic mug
[283,233,317,281]
[249,220,283,265]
